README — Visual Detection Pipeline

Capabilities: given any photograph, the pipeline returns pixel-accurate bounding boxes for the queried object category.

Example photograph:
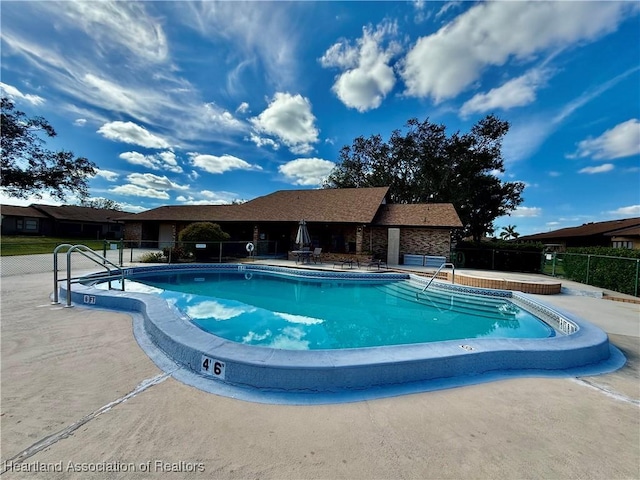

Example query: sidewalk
[1,261,638,479]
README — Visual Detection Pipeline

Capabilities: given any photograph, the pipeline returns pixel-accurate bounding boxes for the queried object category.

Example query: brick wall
[400,228,451,258]
[364,227,451,260]
[124,222,142,242]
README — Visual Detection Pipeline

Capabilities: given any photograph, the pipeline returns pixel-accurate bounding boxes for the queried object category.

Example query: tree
[79,198,122,211]
[324,115,525,242]
[499,225,520,240]
[1,97,96,200]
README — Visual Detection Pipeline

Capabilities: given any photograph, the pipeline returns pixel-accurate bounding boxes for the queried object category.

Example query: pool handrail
[53,244,124,307]
[417,262,455,299]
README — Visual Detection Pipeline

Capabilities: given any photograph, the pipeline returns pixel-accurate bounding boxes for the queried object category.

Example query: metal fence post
[552,252,557,277]
[636,259,639,297]
[219,242,222,263]
[586,255,591,284]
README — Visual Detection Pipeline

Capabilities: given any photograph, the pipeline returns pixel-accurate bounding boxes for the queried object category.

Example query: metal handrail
[416,262,455,299]
[52,244,124,307]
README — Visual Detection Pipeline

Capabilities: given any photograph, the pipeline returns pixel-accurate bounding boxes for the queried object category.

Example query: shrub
[162,245,189,263]
[178,222,230,260]
[139,251,164,263]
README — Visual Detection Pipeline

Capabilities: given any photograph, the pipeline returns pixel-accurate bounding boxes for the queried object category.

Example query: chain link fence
[0,239,282,277]
[541,252,640,297]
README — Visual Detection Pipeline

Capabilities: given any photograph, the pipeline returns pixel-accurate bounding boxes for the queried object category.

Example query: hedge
[562,247,640,296]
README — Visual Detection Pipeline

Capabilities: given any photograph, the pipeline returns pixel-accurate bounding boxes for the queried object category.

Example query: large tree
[324,115,525,242]
[1,97,96,200]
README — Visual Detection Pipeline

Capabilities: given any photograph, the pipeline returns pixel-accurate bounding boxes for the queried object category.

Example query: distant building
[1,204,133,239]
[117,187,463,263]
[517,217,640,250]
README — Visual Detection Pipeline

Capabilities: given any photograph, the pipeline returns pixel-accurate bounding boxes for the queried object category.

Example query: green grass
[0,236,106,256]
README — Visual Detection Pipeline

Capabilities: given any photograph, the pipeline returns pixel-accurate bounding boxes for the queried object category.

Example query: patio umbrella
[295,219,311,249]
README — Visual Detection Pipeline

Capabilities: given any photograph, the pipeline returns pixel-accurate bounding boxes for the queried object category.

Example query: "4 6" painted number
[201,355,226,379]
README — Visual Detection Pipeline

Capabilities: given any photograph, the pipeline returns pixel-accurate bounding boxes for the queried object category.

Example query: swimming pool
[62,264,612,398]
[110,270,555,350]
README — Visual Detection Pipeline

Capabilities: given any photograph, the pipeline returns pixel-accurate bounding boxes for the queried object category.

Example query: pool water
[118,270,555,350]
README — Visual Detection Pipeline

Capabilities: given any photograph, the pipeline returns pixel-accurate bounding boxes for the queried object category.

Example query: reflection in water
[113,271,554,350]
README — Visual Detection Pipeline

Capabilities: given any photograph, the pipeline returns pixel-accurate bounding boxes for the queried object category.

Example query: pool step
[374,282,519,319]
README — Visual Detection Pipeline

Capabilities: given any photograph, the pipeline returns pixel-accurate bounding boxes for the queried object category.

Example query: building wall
[400,228,451,258]
[124,222,143,243]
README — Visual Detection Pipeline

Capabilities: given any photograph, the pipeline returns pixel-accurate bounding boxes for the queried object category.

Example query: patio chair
[366,257,387,270]
[312,247,323,263]
[334,257,358,269]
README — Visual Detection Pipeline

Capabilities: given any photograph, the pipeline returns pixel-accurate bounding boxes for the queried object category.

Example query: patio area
[1,257,638,479]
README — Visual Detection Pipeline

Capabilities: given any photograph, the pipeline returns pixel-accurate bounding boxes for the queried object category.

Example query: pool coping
[60,264,613,395]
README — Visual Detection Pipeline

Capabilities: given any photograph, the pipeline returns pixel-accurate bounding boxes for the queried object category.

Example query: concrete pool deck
[1,260,639,478]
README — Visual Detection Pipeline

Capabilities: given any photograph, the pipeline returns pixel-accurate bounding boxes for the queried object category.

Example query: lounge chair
[366,257,387,270]
[312,247,323,263]
[334,257,358,269]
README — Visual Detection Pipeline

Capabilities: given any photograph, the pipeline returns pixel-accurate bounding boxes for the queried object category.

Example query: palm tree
[500,225,520,240]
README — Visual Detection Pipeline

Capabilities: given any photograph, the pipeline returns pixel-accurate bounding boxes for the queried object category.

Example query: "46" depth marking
[201,355,226,380]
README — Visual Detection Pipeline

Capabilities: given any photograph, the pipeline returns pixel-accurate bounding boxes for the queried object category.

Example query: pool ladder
[52,244,125,307]
[416,263,455,300]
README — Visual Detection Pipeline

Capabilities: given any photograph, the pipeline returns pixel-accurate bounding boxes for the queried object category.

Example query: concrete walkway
[1,260,638,479]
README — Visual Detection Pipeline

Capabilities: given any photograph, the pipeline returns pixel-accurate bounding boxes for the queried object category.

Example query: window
[16,218,38,231]
[612,241,633,249]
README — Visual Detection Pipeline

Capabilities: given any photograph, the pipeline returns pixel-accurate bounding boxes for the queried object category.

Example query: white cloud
[98,121,170,149]
[460,69,549,117]
[247,133,280,150]
[320,22,400,112]
[511,206,542,218]
[177,190,239,205]
[401,1,633,102]
[608,205,640,216]
[236,102,249,114]
[119,150,183,173]
[203,102,245,131]
[570,119,640,160]
[74,118,87,127]
[278,158,336,186]
[109,184,170,199]
[126,172,189,191]
[578,163,615,174]
[0,82,45,105]
[189,153,261,174]
[179,2,300,89]
[250,93,319,154]
[94,169,119,181]
[45,0,168,64]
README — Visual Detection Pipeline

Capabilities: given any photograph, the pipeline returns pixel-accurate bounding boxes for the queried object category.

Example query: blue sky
[1,1,639,236]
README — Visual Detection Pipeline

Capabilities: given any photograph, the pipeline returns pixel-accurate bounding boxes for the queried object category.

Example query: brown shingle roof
[373,204,462,227]
[123,187,391,224]
[32,204,133,223]
[519,217,640,240]
[604,225,640,237]
[1,205,48,218]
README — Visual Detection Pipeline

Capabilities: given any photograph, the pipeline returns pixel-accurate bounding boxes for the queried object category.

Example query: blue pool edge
[58,264,621,403]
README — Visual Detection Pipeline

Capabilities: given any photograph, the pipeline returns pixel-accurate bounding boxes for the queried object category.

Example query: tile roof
[519,217,640,240]
[122,187,391,224]
[372,203,463,228]
[1,204,48,218]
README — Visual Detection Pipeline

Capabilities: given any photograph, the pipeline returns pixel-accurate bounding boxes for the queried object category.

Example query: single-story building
[119,187,463,264]
[1,204,131,239]
[517,217,640,250]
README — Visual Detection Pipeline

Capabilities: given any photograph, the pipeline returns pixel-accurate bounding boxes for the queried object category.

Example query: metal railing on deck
[52,244,124,307]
